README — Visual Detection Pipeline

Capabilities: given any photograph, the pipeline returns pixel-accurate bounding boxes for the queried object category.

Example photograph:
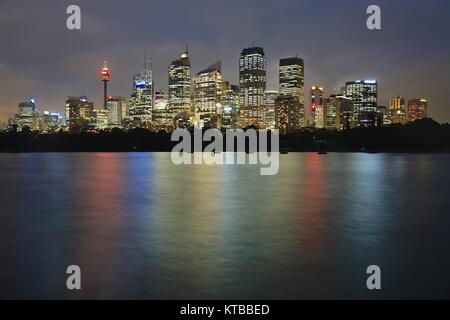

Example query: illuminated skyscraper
[275,95,301,134]
[221,82,239,129]
[152,91,170,128]
[239,47,266,128]
[264,90,278,129]
[14,99,39,131]
[169,48,192,125]
[345,80,378,127]
[129,56,153,127]
[279,56,305,127]
[106,96,127,128]
[310,86,324,128]
[193,61,222,128]
[334,95,354,130]
[66,96,94,132]
[325,95,338,129]
[377,105,391,126]
[389,96,407,125]
[408,99,428,122]
[92,109,109,130]
[39,111,62,133]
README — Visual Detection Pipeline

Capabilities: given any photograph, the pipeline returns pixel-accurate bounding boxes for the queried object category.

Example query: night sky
[0,0,449,123]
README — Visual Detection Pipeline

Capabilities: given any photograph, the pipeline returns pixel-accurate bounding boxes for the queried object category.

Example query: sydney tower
[100,61,110,109]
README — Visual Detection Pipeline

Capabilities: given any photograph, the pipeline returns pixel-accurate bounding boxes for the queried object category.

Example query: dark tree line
[1,119,449,152]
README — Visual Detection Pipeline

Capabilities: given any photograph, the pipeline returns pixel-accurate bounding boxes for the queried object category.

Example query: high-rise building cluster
[5,46,429,134]
[8,98,63,132]
[387,97,428,125]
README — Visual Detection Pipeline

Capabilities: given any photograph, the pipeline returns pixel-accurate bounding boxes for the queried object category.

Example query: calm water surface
[0,153,449,299]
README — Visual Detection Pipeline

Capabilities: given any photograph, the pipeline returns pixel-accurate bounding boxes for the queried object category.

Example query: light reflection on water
[0,153,449,299]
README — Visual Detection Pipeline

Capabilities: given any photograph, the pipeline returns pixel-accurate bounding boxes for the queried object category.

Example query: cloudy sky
[0,0,449,123]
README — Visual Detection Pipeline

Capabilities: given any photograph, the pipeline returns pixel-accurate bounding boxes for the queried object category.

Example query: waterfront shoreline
[1,119,449,153]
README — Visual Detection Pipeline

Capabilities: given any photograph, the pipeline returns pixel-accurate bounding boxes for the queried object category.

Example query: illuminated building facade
[408,99,428,122]
[275,95,301,134]
[325,95,338,129]
[193,61,222,128]
[106,96,127,128]
[129,57,153,127]
[310,86,324,128]
[221,82,239,129]
[14,99,39,131]
[279,56,304,127]
[40,111,61,133]
[345,80,378,127]
[239,47,266,128]
[334,95,354,130]
[66,96,94,132]
[389,96,407,125]
[92,109,109,130]
[314,105,325,129]
[376,105,391,126]
[169,49,192,124]
[151,91,170,128]
[264,90,278,129]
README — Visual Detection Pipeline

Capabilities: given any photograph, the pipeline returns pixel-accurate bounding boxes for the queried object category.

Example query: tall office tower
[221,82,239,129]
[310,86,325,128]
[407,99,428,122]
[129,57,153,127]
[377,105,391,126]
[193,61,222,128]
[389,96,407,125]
[345,80,378,127]
[66,96,94,132]
[239,46,266,128]
[275,95,301,134]
[332,95,354,130]
[279,56,305,127]
[100,61,110,109]
[264,90,279,129]
[92,109,109,130]
[169,48,192,125]
[14,99,39,131]
[325,95,338,129]
[152,91,170,128]
[106,96,127,128]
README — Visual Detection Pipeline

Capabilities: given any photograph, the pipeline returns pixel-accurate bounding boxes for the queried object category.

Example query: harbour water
[0,153,449,299]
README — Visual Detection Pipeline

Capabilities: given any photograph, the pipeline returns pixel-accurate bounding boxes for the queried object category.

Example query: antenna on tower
[144,51,152,74]
[144,52,148,70]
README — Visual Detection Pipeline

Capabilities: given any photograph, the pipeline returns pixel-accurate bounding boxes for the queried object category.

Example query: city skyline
[3,43,434,133]
[0,0,449,124]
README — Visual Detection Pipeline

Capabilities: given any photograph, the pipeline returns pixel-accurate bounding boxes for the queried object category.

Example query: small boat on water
[318,150,328,155]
